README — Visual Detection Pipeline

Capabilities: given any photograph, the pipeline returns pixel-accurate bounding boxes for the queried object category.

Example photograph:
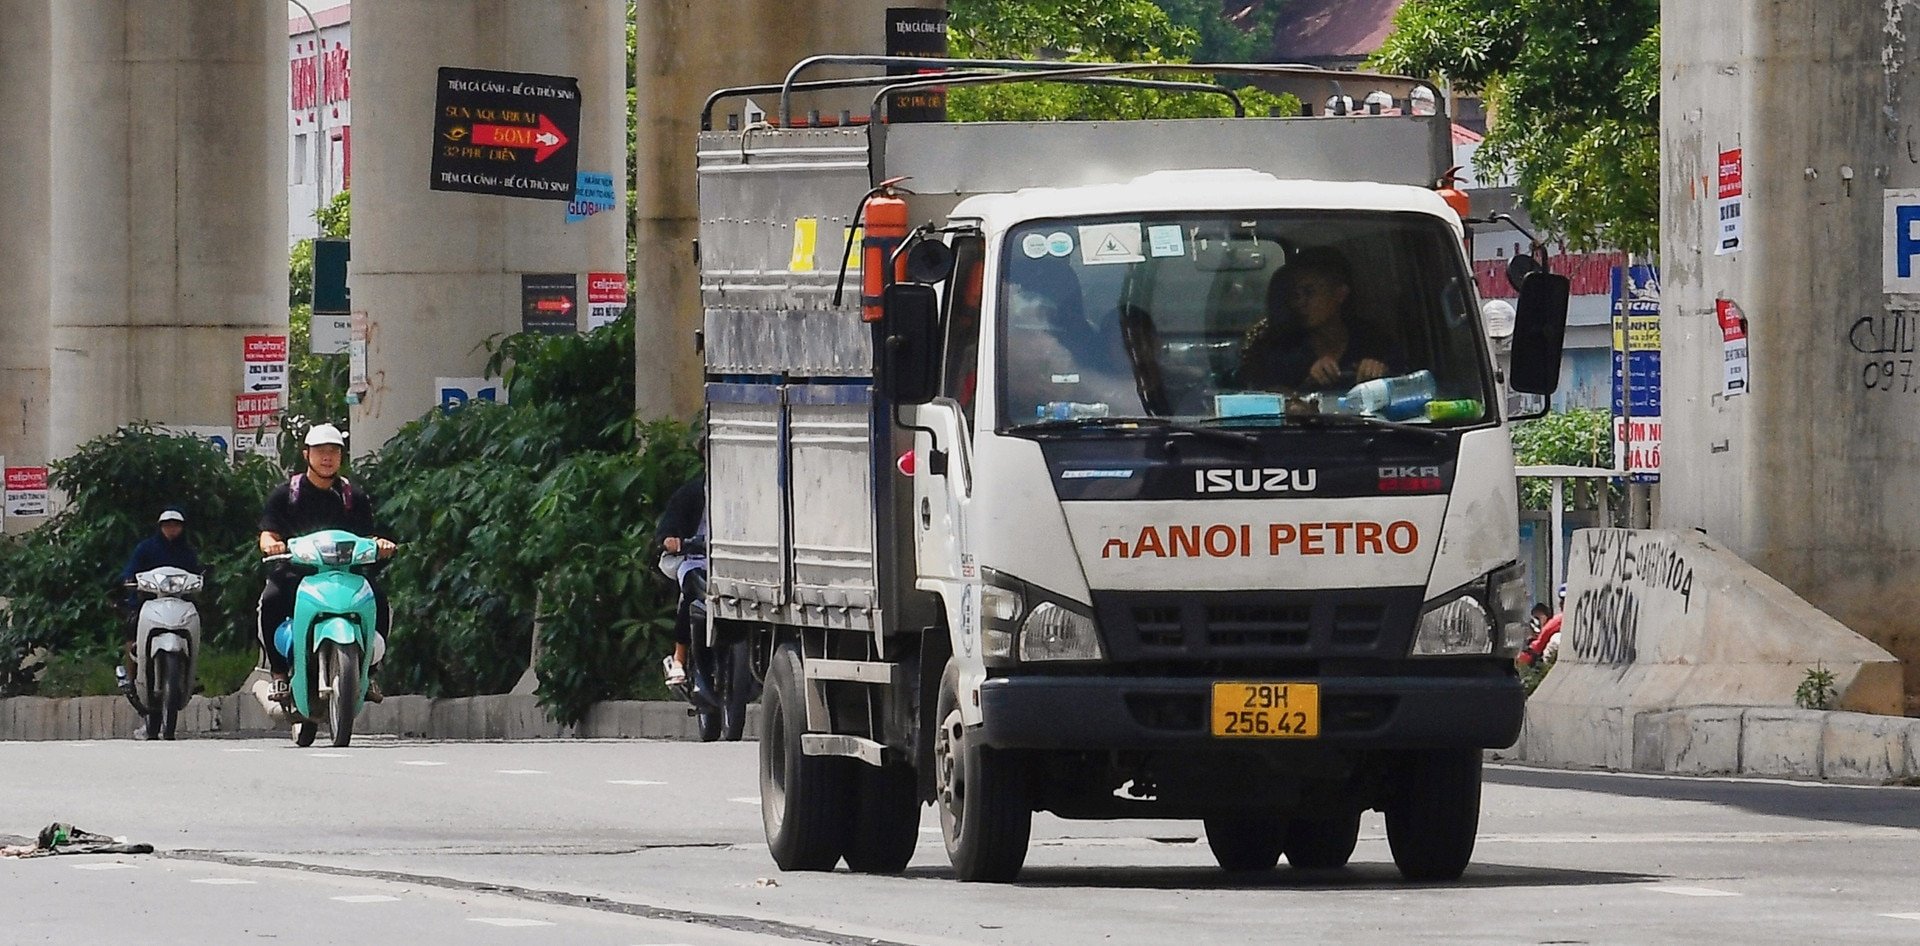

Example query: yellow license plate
[1210,682,1320,738]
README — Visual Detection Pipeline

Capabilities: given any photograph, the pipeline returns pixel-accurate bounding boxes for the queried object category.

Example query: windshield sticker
[1147,224,1185,258]
[1214,393,1283,417]
[1079,223,1145,265]
[1045,231,1074,257]
[1050,373,1081,384]
[1021,232,1050,259]
[1061,469,1136,480]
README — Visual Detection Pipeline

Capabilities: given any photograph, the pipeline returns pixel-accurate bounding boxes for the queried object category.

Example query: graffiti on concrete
[1570,532,1698,665]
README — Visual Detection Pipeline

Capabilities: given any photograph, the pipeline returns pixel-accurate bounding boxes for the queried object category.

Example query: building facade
[287,4,351,245]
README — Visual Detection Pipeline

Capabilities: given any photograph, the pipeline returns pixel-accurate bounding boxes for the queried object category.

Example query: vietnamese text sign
[235,431,281,459]
[885,8,950,123]
[437,377,507,414]
[4,466,50,519]
[431,67,581,201]
[1716,148,1744,256]
[312,314,352,355]
[586,272,626,329]
[243,334,289,396]
[1610,265,1662,483]
[521,273,578,335]
[348,311,369,400]
[236,392,282,431]
[566,170,616,222]
[1716,298,1750,397]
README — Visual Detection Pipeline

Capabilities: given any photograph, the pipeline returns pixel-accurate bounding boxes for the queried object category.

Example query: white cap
[157,509,185,524]
[304,423,347,447]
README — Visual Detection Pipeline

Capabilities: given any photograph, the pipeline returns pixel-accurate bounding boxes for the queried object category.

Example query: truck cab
[697,58,1569,883]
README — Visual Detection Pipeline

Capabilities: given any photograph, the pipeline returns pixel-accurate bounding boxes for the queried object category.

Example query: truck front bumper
[976,673,1523,751]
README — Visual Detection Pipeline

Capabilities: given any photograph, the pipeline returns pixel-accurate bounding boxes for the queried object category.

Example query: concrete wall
[0,0,51,533]
[1661,0,1920,708]
[46,0,289,459]
[350,0,629,451]
[1520,529,1903,770]
[630,0,944,421]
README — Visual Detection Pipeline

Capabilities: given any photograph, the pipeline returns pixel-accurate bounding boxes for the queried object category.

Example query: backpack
[288,474,354,511]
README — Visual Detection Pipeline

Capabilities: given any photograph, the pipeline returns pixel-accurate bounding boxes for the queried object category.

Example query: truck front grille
[1094,588,1422,663]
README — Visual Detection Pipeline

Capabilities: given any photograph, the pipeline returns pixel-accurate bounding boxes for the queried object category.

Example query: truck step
[802,658,899,686]
[801,733,886,766]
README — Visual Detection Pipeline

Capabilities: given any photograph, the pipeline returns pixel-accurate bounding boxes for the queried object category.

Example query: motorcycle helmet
[304,423,347,448]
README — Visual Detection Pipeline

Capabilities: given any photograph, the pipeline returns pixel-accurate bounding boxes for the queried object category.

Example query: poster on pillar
[586,272,627,330]
[1610,265,1661,483]
[437,377,508,414]
[431,68,582,201]
[521,274,579,335]
[242,335,290,398]
[1715,148,1744,256]
[566,171,616,222]
[886,8,951,123]
[1716,299,1750,397]
[4,467,50,520]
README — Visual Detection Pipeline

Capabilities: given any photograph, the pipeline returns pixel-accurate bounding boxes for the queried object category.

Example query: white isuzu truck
[696,58,1570,883]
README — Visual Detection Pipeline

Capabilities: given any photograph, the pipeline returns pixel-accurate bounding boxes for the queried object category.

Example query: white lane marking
[399,760,445,766]
[496,769,547,775]
[607,779,666,786]
[1647,885,1741,898]
[191,878,258,886]
[1882,913,1920,921]
[333,895,400,903]
[728,797,759,805]
[73,863,136,871]
[470,918,555,928]
[224,747,264,753]
[309,752,348,758]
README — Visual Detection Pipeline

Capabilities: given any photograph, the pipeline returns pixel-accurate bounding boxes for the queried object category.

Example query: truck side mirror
[1507,271,1570,395]
[878,283,941,405]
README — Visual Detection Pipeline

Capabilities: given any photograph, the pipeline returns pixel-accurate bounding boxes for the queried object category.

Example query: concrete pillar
[0,0,50,533]
[350,0,629,450]
[46,0,288,459]
[631,1,945,421]
[1661,0,1920,707]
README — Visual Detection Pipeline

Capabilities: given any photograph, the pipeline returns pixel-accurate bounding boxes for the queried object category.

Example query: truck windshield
[996,212,1493,430]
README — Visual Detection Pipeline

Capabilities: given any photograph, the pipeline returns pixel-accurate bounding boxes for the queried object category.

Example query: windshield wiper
[1007,415,1257,447]
[1199,412,1449,442]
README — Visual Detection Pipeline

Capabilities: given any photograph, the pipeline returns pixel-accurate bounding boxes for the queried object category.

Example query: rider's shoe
[363,678,385,704]
[662,656,687,686]
[268,674,292,707]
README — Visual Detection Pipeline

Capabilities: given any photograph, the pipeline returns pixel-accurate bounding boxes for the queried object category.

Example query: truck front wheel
[936,662,1030,882]
[1384,748,1482,881]
[759,643,852,871]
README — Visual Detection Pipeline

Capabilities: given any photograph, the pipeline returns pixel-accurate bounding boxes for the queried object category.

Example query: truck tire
[1203,815,1285,872]
[935,661,1030,882]
[1283,811,1361,869]
[842,761,922,874]
[759,642,852,871]
[1385,748,1482,882]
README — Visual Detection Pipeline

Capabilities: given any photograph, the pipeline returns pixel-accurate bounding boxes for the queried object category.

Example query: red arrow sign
[471,114,570,163]
[533,297,574,314]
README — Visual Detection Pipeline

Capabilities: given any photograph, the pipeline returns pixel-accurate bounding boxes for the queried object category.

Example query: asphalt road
[4,737,1919,945]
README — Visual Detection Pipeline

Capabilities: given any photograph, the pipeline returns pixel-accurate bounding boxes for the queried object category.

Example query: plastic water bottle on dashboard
[1339,370,1436,420]
[1037,401,1111,421]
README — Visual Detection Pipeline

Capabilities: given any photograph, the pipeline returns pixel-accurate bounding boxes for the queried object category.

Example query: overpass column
[0,0,50,531]
[349,0,629,450]
[46,0,288,459]
[1662,0,1920,706]
[631,1,946,421]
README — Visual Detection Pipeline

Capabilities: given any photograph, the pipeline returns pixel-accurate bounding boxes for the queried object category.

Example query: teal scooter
[266,530,387,748]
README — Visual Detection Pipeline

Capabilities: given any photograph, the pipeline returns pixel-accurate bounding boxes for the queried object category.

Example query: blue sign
[439,383,501,415]
[565,170,616,223]
[1610,265,1661,483]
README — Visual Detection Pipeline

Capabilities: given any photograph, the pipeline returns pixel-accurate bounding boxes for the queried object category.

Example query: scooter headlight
[318,540,356,566]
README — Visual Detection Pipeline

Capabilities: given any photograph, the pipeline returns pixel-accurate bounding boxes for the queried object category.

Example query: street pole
[287,0,325,238]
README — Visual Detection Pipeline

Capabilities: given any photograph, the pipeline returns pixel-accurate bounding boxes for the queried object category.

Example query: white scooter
[121,566,203,741]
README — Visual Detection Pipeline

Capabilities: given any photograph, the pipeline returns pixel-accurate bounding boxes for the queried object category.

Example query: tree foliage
[1370,0,1659,253]
[284,188,353,463]
[945,0,1293,122]
[1510,407,1617,512]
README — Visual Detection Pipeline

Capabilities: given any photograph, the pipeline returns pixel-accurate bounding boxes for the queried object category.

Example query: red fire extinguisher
[860,180,911,323]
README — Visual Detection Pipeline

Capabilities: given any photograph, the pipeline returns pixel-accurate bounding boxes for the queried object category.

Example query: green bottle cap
[1425,398,1484,422]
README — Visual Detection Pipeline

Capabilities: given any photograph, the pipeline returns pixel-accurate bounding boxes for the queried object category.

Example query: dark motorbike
[662,551,759,742]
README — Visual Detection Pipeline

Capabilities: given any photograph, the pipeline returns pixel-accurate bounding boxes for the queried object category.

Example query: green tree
[1370,0,1659,253]
[284,189,353,464]
[1510,407,1618,512]
[1158,0,1280,62]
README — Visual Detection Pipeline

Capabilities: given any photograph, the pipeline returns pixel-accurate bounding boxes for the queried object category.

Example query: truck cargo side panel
[707,384,786,618]
[787,385,879,629]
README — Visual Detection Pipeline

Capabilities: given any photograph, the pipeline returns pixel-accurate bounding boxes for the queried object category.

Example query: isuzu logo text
[1193,468,1318,494]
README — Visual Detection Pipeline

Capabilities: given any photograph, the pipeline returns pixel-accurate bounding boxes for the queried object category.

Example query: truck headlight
[980,582,1023,660]
[1413,591,1494,656]
[1018,602,1104,662]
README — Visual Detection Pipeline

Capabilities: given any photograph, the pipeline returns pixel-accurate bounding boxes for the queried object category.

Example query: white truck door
[913,235,985,656]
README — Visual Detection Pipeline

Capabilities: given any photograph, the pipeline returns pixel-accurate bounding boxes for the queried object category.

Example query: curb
[0,694,763,743]
[1510,703,1920,784]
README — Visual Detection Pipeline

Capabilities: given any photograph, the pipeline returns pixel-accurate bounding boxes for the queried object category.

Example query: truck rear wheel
[1385,748,1482,881]
[842,760,922,874]
[759,643,852,871]
[936,662,1030,882]
[1203,815,1285,872]
[1283,811,1361,869]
